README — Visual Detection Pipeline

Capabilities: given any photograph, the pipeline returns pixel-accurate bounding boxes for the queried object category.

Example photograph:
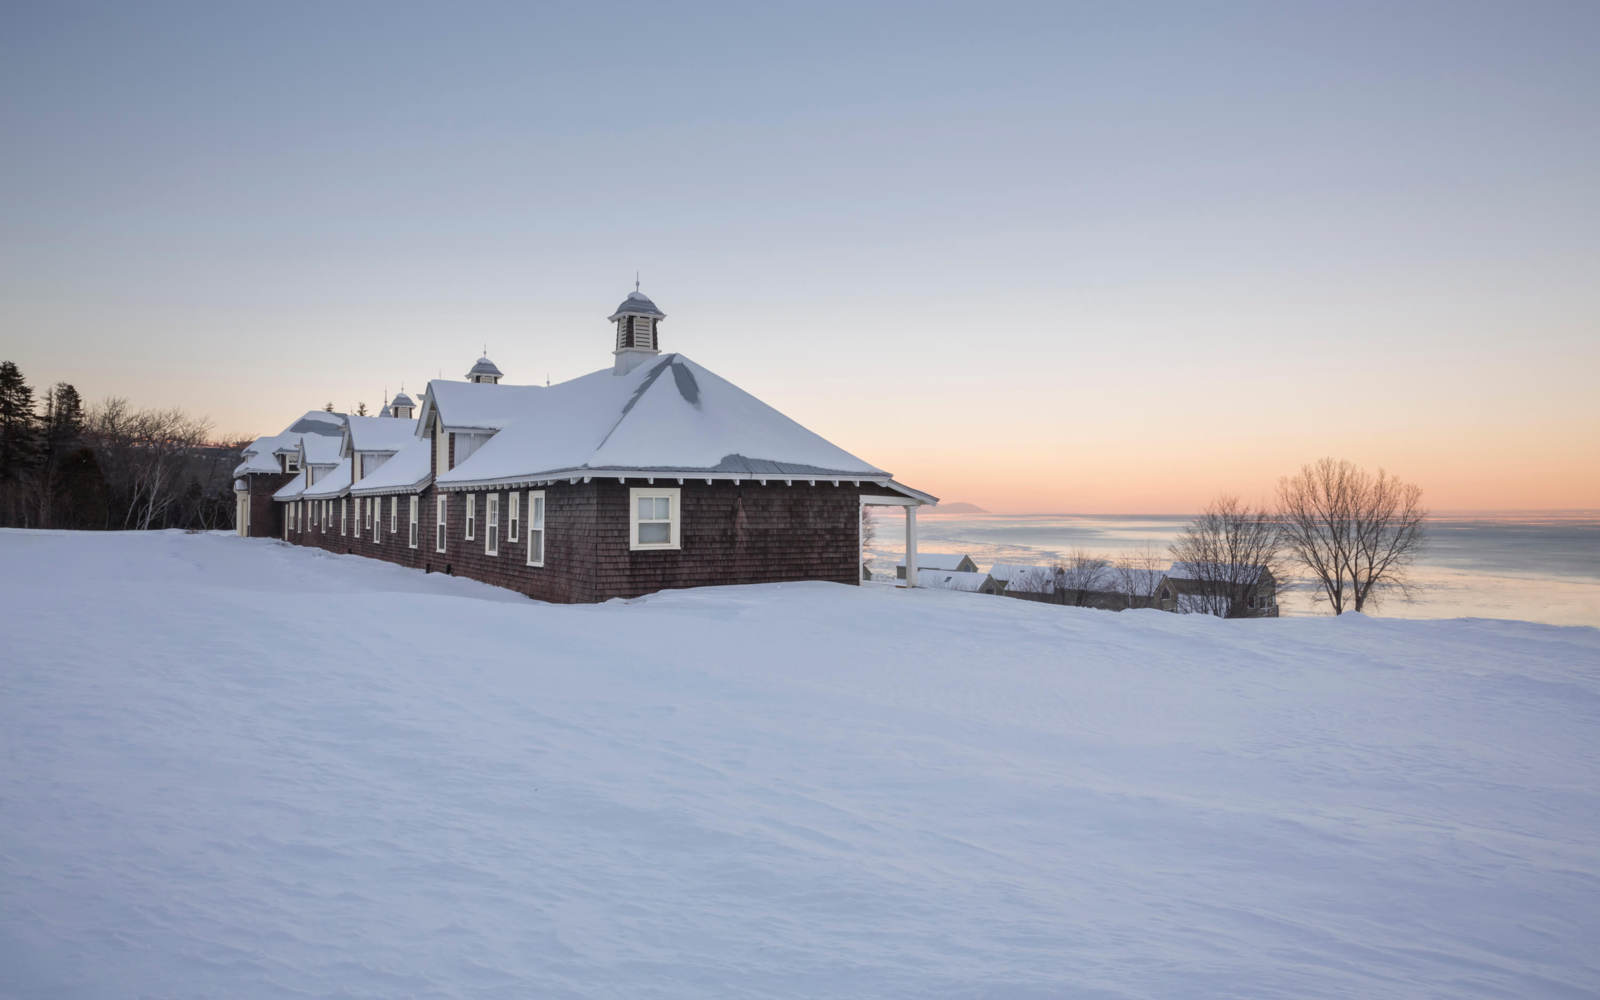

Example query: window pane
[534,497,544,527]
[640,522,670,544]
[654,497,670,519]
[531,529,543,564]
[638,497,652,520]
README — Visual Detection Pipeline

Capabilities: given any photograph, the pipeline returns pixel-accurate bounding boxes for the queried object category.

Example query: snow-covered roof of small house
[895,553,973,571]
[273,470,308,501]
[349,436,433,496]
[608,291,665,320]
[466,356,504,381]
[389,390,415,409]
[344,414,419,455]
[988,562,1048,583]
[436,354,904,488]
[233,436,282,475]
[1004,567,1060,594]
[916,571,995,593]
[1165,562,1267,584]
[301,457,353,499]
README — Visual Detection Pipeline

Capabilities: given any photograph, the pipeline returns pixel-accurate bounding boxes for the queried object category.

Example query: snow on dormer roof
[350,436,433,496]
[302,457,353,499]
[344,414,418,454]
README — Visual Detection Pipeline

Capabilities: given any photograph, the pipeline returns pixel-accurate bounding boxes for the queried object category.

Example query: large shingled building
[235,290,935,602]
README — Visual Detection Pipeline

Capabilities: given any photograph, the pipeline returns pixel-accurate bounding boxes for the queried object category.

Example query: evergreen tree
[0,361,40,526]
[355,401,368,416]
[35,383,86,526]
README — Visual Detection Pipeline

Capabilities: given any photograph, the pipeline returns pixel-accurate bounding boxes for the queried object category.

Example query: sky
[2,1,1596,513]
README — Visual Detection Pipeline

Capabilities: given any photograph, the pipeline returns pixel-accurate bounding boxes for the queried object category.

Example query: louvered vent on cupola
[608,288,667,375]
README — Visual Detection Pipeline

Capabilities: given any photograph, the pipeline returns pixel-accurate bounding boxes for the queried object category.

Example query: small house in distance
[896,553,977,579]
[913,570,1001,595]
[1155,562,1279,618]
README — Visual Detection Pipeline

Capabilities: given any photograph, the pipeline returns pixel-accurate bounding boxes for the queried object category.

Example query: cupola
[388,390,415,419]
[466,356,503,385]
[609,289,665,375]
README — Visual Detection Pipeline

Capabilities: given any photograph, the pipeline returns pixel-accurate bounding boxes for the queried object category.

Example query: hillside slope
[2,530,1597,998]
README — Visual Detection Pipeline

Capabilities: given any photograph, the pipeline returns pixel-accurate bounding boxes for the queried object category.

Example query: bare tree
[1278,458,1426,614]
[1112,543,1167,609]
[1055,549,1111,607]
[85,398,213,530]
[1168,496,1282,618]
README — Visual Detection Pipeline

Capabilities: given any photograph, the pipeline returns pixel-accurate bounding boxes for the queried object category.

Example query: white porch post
[905,504,918,588]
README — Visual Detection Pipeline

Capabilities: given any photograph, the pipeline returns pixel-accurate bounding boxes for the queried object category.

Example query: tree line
[0,361,244,532]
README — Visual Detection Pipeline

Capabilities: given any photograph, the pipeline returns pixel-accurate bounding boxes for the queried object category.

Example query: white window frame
[465,493,476,541]
[526,490,545,567]
[340,498,347,535]
[389,497,397,534]
[629,486,680,551]
[485,493,499,556]
[353,497,361,531]
[373,501,381,543]
[436,495,447,553]
[364,497,373,532]
[508,491,520,542]
[409,496,419,549]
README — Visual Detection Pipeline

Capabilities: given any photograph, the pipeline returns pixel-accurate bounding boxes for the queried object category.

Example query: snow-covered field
[3,531,1598,999]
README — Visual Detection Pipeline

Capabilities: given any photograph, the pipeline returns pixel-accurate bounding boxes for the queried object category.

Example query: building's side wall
[278,477,901,604]
[245,473,293,538]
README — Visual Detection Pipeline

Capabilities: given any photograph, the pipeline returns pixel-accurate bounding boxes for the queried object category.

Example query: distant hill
[934,501,989,514]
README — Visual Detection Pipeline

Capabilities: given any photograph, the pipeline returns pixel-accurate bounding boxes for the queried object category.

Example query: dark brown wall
[245,472,293,538]
[278,478,900,604]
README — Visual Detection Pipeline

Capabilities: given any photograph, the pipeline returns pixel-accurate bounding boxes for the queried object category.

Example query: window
[389,497,397,534]
[340,499,347,535]
[285,455,300,472]
[485,494,499,555]
[373,501,381,543]
[526,491,545,567]
[508,491,520,542]
[436,495,447,552]
[629,487,680,550]
[465,494,476,540]
[409,496,419,549]
[364,498,373,531]
[353,497,360,530]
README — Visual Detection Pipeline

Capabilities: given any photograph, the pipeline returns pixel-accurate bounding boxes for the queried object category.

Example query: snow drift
[2,530,1597,998]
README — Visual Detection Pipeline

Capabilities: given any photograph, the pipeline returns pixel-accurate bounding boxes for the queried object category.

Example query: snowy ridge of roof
[438,354,888,487]
[915,571,994,593]
[273,470,308,500]
[234,437,282,476]
[350,436,433,495]
[346,415,419,454]
[302,458,353,499]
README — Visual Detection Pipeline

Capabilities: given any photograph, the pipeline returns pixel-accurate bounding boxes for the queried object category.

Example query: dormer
[609,290,665,375]
[466,356,503,384]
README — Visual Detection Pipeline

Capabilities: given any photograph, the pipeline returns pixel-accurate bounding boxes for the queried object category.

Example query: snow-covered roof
[436,354,895,488]
[466,356,504,381]
[1004,567,1060,594]
[389,390,415,409]
[302,458,353,500]
[915,571,995,593]
[608,291,665,320]
[419,380,546,432]
[1165,562,1267,584]
[1121,568,1166,592]
[298,433,344,467]
[235,411,346,477]
[988,562,1049,583]
[273,470,308,501]
[895,553,973,571]
[349,436,433,496]
[345,414,419,455]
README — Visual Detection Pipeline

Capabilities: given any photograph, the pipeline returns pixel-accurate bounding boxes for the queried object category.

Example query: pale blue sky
[2,1,1596,510]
